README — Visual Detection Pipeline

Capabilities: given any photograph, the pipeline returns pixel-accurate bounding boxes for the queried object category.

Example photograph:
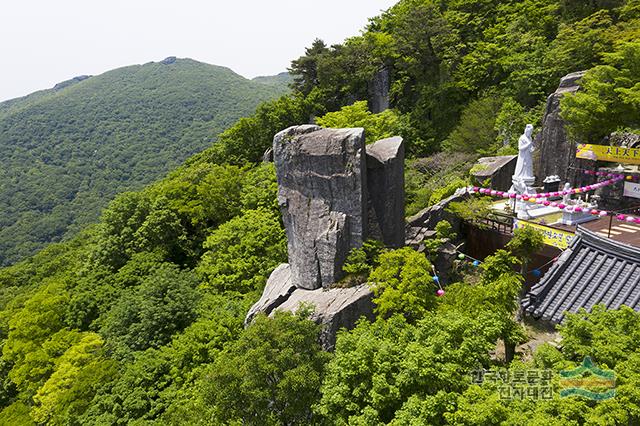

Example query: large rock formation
[366,136,405,247]
[278,283,375,351]
[273,125,368,290]
[248,126,406,348]
[534,71,590,185]
[405,187,469,249]
[471,155,517,192]
[368,67,391,113]
[246,264,375,350]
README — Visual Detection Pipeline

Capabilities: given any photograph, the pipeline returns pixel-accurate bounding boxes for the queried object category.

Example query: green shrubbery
[1,0,640,423]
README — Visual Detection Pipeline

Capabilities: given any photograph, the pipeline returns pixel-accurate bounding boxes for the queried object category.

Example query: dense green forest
[1,0,640,424]
[0,58,287,266]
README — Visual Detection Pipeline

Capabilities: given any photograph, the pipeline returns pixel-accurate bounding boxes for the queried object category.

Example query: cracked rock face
[244,264,296,326]
[273,125,367,290]
[245,263,375,350]
[366,136,405,248]
[534,71,587,185]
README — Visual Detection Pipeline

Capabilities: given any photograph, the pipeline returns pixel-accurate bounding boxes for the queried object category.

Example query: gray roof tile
[523,227,640,324]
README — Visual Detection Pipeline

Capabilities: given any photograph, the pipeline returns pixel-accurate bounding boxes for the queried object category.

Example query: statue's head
[524,124,533,137]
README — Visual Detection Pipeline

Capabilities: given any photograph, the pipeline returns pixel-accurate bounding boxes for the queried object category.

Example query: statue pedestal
[510,176,537,219]
[560,207,598,226]
[510,176,536,194]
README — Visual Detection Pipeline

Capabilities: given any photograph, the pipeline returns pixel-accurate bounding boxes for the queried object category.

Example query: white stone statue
[562,182,571,204]
[514,124,535,180]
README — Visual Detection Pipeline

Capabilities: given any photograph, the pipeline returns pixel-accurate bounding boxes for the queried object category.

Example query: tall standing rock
[366,136,405,247]
[534,71,588,185]
[273,125,367,290]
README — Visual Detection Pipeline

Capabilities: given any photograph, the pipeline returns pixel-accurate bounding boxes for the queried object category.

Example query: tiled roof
[523,227,640,324]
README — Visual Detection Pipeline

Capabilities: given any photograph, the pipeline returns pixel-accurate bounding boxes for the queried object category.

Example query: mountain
[252,72,292,91]
[0,57,288,266]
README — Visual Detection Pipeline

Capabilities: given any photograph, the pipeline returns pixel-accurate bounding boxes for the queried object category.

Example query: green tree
[368,247,438,322]
[204,311,330,425]
[315,101,405,143]
[507,225,545,280]
[317,310,503,424]
[32,333,117,425]
[100,264,200,357]
[561,41,640,142]
[198,208,287,294]
[442,96,503,154]
[289,39,330,95]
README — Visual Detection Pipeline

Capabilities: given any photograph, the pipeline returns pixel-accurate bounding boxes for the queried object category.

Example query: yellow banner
[576,144,640,164]
[513,220,575,250]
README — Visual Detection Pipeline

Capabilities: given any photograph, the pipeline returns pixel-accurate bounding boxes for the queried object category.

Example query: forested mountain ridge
[1,0,640,424]
[0,58,288,266]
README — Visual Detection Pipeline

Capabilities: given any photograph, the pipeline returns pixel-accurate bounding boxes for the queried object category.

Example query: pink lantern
[436,289,445,297]
[502,193,510,198]
[599,211,608,217]
[557,203,565,209]
[543,201,551,206]
[516,195,522,200]
[551,202,558,207]
[490,190,497,196]
[634,217,640,224]
[617,214,626,221]
[497,191,504,196]
[472,187,479,192]
[575,207,583,212]
[509,193,517,199]
[627,216,635,223]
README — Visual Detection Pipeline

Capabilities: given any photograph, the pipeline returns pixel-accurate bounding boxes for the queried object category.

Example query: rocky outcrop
[406,187,469,249]
[160,56,177,65]
[53,75,91,91]
[246,264,375,350]
[368,67,390,113]
[273,125,368,290]
[278,284,375,350]
[248,126,409,348]
[471,155,517,192]
[534,71,590,186]
[245,264,296,325]
[366,136,405,247]
[609,131,640,149]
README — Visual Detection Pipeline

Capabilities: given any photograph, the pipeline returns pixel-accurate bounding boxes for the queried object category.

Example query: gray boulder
[278,284,375,350]
[534,71,588,185]
[366,136,405,247]
[471,155,517,192]
[245,263,375,351]
[244,264,296,325]
[273,125,367,289]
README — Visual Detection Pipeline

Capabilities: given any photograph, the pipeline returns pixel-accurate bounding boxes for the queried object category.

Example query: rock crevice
[247,126,405,349]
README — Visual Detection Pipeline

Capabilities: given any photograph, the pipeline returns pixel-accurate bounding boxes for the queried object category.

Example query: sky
[0,0,398,102]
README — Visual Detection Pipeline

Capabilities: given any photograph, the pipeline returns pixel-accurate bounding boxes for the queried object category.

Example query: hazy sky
[0,0,398,102]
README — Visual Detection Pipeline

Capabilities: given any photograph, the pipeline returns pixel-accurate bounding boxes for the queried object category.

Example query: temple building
[522,227,640,324]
